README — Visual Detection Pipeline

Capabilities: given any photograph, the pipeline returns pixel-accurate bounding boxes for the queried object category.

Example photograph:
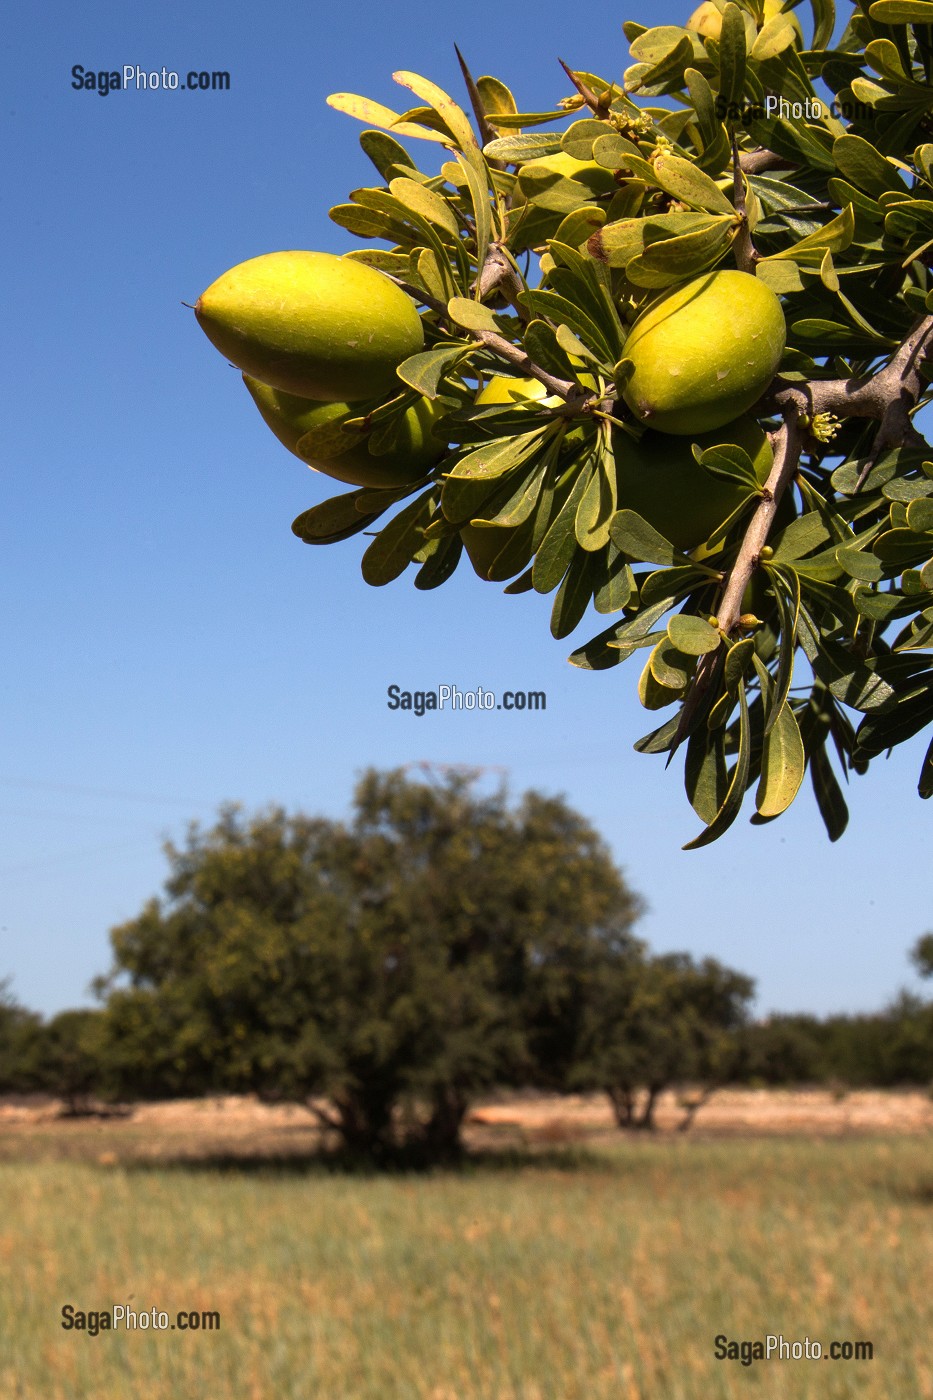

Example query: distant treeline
[3,773,932,1161]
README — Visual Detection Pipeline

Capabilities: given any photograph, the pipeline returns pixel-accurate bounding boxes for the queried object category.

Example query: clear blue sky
[3,0,930,1020]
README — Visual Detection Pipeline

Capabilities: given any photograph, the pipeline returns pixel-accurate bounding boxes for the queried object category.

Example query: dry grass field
[2,1090,932,1399]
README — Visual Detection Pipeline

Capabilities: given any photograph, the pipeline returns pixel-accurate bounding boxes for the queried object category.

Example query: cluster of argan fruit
[194,243,786,569]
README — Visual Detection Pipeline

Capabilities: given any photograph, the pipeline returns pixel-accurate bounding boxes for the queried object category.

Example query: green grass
[3,1137,933,1399]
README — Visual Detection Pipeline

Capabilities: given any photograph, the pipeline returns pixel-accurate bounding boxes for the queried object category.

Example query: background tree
[95,768,644,1161]
[568,951,754,1129]
[912,932,933,980]
[34,1010,110,1116]
[0,982,44,1096]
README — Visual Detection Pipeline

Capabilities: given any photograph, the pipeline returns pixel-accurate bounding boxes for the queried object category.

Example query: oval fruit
[475,376,553,406]
[620,270,786,436]
[614,415,773,550]
[243,376,442,490]
[195,251,424,402]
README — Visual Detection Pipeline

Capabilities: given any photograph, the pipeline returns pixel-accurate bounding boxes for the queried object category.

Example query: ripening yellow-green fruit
[243,376,442,490]
[195,250,424,402]
[614,415,773,550]
[475,376,555,406]
[619,270,786,436]
[687,0,802,40]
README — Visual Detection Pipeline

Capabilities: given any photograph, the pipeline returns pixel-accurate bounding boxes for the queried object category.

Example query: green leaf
[873,528,933,567]
[397,344,470,399]
[550,547,596,639]
[360,491,434,585]
[456,152,493,285]
[625,217,736,286]
[907,498,933,533]
[724,637,757,692]
[833,133,910,197]
[809,742,849,841]
[762,203,855,265]
[393,71,483,163]
[854,681,933,758]
[650,638,695,689]
[755,690,805,819]
[447,297,501,333]
[389,176,462,240]
[651,154,736,214]
[770,514,831,562]
[575,442,618,552]
[756,260,805,294]
[696,443,763,493]
[835,544,885,582]
[639,657,685,710]
[446,426,549,483]
[414,532,463,590]
[327,91,451,144]
[292,491,390,545]
[868,0,933,19]
[919,732,933,798]
[483,133,563,162]
[518,289,615,363]
[640,564,712,607]
[634,713,683,753]
[685,727,729,825]
[718,3,748,111]
[764,566,800,733]
[667,614,723,655]
[533,463,594,594]
[683,682,752,850]
[609,510,687,567]
[359,129,417,180]
[593,549,635,614]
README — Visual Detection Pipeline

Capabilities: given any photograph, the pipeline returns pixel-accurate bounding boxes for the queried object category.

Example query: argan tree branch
[476,242,530,319]
[473,327,581,400]
[454,45,507,168]
[715,406,805,636]
[715,313,933,636]
[558,58,611,117]
[731,134,758,274]
[738,148,796,174]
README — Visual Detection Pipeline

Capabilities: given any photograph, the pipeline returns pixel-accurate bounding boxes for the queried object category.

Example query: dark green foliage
[567,952,755,1129]
[0,982,45,1095]
[93,769,644,1161]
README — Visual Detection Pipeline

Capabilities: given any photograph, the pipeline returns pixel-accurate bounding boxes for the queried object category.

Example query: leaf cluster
[274,1,933,842]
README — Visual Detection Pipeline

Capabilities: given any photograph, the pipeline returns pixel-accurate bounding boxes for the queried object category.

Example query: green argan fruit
[614,415,773,550]
[619,270,786,436]
[195,250,424,402]
[243,376,442,490]
[475,376,554,406]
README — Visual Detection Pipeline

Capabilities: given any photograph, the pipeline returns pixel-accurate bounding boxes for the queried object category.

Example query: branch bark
[473,327,583,401]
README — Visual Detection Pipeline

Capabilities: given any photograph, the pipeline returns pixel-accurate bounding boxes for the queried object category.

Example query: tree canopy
[94,768,645,1159]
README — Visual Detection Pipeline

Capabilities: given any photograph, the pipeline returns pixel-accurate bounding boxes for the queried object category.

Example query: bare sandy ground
[0,1087,930,1164]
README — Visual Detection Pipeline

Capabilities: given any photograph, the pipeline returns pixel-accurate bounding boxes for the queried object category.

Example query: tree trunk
[677,1084,717,1133]
[422,1086,469,1161]
[608,1085,636,1128]
[637,1084,661,1130]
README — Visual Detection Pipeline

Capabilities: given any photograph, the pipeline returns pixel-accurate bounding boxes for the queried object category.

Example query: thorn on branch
[557,59,610,118]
